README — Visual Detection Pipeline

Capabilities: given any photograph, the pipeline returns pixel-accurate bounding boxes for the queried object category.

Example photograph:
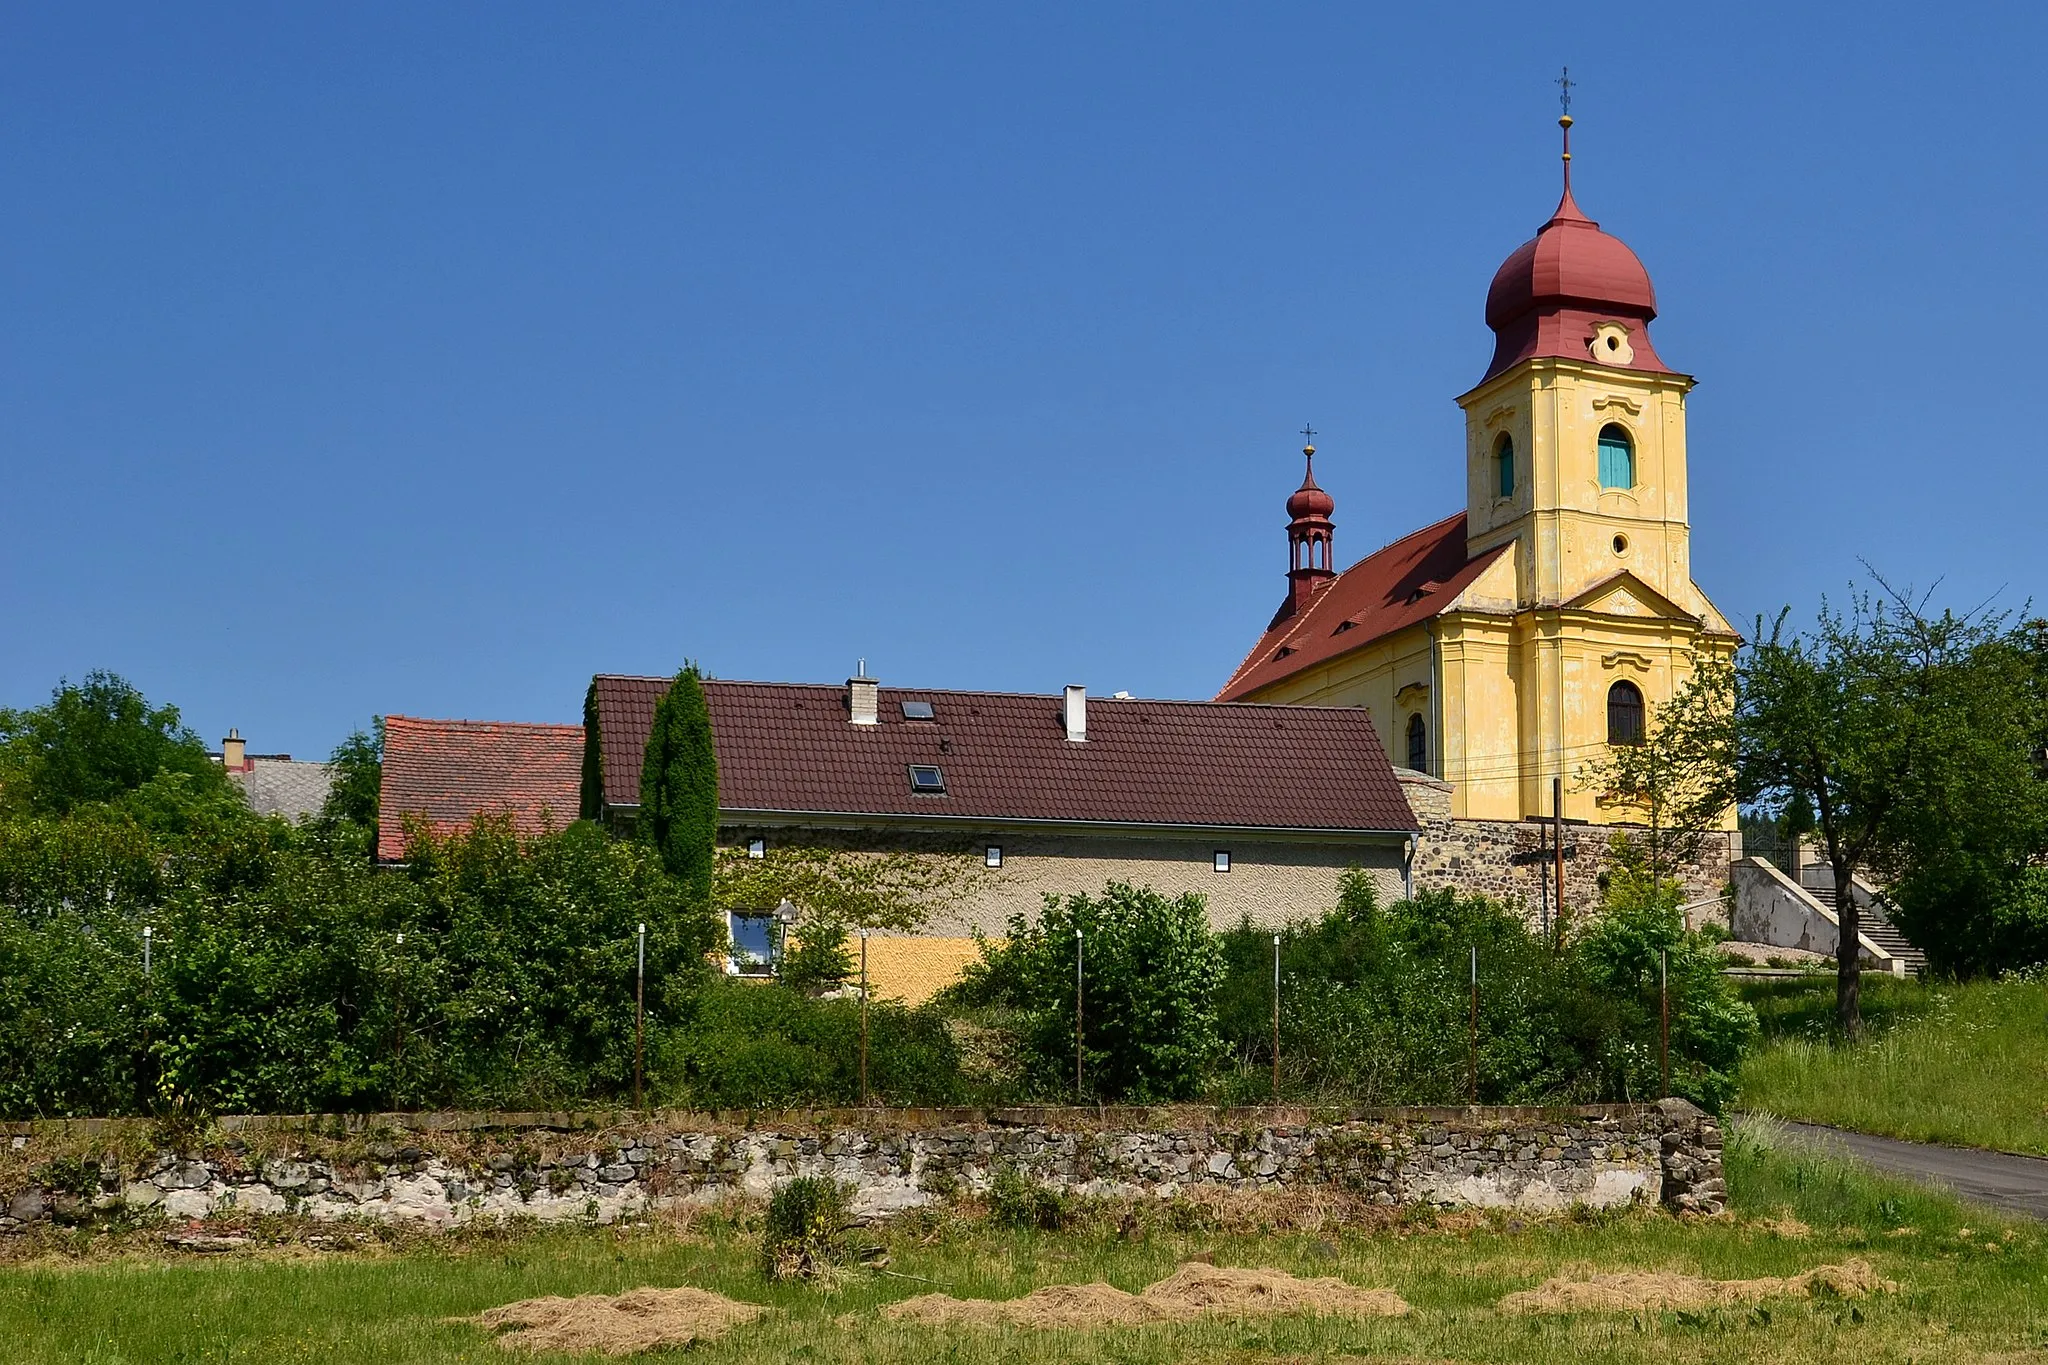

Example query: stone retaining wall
[1,1101,1722,1232]
[1398,770,1736,917]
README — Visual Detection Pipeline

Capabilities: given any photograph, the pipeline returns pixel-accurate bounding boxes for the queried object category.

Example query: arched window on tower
[1406,713,1429,773]
[1494,433,1515,498]
[1597,424,1635,490]
[1607,680,1645,746]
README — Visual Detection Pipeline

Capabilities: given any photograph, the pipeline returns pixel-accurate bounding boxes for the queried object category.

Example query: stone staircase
[1798,864,1928,976]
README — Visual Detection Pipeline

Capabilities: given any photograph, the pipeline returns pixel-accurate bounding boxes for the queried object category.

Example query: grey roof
[231,759,335,821]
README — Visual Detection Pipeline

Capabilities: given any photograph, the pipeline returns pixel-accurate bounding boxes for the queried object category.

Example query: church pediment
[1564,571,1697,623]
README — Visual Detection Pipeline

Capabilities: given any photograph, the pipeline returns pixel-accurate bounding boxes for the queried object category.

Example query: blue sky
[5,3,2043,759]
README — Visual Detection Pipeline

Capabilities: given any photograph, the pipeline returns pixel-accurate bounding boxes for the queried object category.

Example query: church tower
[1455,112,1710,621]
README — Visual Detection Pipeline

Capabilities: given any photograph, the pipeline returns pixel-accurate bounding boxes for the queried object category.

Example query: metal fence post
[635,922,646,1110]
[1468,944,1479,1105]
[859,929,870,1106]
[1074,928,1084,1101]
[1659,947,1671,1098]
[1271,933,1281,1102]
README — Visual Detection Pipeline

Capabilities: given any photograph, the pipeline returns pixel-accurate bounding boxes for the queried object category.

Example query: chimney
[848,668,879,726]
[1063,685,1087,742]
[221,729,246,772]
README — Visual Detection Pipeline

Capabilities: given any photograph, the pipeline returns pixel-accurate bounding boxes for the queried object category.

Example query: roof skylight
[901,700,936,721]
[908,764,947,795]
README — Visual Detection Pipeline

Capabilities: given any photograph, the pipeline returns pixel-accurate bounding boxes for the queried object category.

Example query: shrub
[0,810,722,1118]
[1215,874,1607,1105]
[1213,864,1754,1110]
[761,1176,852,1280]
[956,882,1224,1101]
[657,977,968,1109]
[984,1165,1067,1230]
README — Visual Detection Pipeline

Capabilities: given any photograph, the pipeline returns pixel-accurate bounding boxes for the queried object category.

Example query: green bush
[955,881,1223,1101]
[761,1176,852,1280]
[984,1165,1067,1230]
[0,809,722,1118]
[1212,863,1755,1109]
[1576,845,1758,1109]
[657,977,968,1109]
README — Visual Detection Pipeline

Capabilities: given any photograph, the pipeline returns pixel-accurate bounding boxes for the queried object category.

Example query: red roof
[376,716,585,861]
[1216,512,1510,702]
[591,676,1416,834]
[1480,185,1673,383]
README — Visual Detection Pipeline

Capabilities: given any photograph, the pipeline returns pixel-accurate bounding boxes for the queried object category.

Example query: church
[1216,114,1739,887]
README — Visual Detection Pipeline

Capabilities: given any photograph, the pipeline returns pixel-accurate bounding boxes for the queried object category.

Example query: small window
[1406,713,1429,773]
[1494,433,1515,498]
[1608,680,1646,746]
[1213,850,1232,873]
[901,700,936,721]
[746,837,766,859]
[1597,424,1635,490]
[728,911,777,975]
[908,764,947,794]
[985,845,1003,869]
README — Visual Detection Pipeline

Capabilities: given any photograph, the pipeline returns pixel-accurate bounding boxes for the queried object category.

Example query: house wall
[720,822,1411,1004]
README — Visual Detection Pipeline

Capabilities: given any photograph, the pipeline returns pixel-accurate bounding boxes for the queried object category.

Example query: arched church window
[1597,424,1635,490]
[1494,433,1515,498]
[1406,713,1428,773]
[1607,680,1646,746]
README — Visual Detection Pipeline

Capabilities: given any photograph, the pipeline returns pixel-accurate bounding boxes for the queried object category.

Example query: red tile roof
[591,676,1417,834]
[376,716,585,861]
[1215,512,1510,702]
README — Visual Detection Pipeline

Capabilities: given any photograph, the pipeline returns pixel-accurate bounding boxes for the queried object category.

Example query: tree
[639,666,718,903]
[1639,579,2025,1033]
[321,720,384,830]
[1882,618,2048,976]
[1586,654,1738,887]
[579,680,604,822]
[0,672,235,818]
[957,882,1224,1101]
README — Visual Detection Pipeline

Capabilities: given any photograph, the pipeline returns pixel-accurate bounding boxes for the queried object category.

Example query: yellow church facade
[1218,125,1738,832]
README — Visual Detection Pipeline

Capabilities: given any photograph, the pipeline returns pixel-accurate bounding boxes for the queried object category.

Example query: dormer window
[1597,424,1635,490]
[1494,433,1515,498]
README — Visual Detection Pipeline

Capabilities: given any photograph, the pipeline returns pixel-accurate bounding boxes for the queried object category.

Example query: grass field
[1,1128,2043,1365]
[1738,974,2048,1155]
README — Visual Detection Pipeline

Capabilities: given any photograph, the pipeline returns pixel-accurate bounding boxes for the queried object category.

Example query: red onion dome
[1287,448,1335,519]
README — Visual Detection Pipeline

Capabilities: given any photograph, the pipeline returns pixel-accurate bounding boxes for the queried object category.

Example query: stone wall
[1,1101,1722,1232]
[1397,770,1735,923]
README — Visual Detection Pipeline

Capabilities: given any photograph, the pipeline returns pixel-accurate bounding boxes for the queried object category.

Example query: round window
[1612,534,1629,555]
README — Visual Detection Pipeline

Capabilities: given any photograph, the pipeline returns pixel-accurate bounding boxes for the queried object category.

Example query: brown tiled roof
[1216,512,1510,701]
[377,716,585,861]
[591,676,1416,833]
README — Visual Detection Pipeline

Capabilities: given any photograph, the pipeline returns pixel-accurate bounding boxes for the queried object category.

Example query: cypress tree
[579,679,604,822]
[639,665,718,902]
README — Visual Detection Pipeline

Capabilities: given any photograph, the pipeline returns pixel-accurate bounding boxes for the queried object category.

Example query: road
[1776,1119,2048,1221]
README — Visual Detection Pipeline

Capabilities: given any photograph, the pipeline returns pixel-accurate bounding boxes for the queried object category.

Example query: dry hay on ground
[1496,1259,1896,1315]
[466,1286,764,1355]
[1748,1215,1814,1239]
[882,1261,1410,1329]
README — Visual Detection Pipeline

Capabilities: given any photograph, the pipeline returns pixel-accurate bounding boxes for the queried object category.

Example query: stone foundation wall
[1,1101,1722,1232]
[1397,771,1735,923]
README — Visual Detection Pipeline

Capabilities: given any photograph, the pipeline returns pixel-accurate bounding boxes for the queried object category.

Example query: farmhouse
[583,673,1421,1001]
